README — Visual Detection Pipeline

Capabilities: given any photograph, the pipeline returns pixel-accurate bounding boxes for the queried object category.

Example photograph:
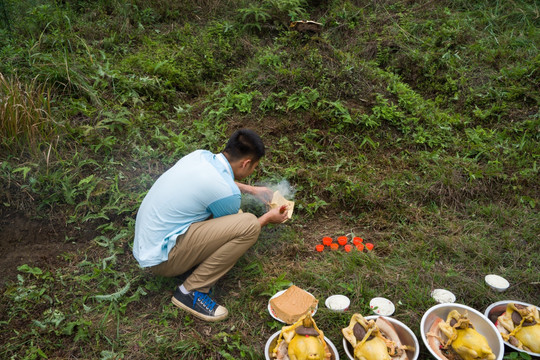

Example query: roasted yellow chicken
[342,313,412,360]
[427,309,495,360]
[271,312,331,360]
[497,303,540,354]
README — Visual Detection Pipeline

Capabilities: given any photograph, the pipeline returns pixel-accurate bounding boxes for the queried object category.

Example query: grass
[0,73,54,152]
[0,0,539,359]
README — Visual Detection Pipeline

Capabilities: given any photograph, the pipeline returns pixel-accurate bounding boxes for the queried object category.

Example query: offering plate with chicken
[484,300,540,357]
[265,312,339,360]
[342,313,417,360]
[421,303,503,360]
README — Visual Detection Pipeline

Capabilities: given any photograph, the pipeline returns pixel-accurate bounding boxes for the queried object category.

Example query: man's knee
[238,213,261,240]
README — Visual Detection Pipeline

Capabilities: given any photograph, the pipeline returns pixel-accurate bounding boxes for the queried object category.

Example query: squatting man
[133,129,289,321]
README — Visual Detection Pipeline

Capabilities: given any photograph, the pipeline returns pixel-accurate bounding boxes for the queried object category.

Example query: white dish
[264,330,339,360]
[431,289,456,304]
[485,274,510,292]
[484,300,540,358]
[268,289,318,323]
[343,316,420,360]
[325,295,350,312]
[420,303,504,360]
[369,297,395,316]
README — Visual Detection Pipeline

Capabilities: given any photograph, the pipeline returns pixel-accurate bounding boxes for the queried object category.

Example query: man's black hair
[224,129,265,161]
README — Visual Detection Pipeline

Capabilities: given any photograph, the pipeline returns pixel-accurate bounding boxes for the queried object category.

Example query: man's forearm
[236,182,254,195]
[257,212,272,227]
[236,182,273,205]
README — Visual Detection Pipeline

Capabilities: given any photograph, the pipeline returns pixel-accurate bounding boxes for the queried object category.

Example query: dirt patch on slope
[0,209,97,287]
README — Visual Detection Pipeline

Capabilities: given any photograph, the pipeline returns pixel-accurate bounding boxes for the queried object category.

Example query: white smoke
[242,179,295,215]
[268,179,296,200]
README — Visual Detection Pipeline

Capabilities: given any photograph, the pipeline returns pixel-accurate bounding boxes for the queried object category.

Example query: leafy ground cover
[0,0,538,359]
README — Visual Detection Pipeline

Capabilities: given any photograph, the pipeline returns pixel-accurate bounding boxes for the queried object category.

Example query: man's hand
[251,186,273,204]
[258,206,289,227]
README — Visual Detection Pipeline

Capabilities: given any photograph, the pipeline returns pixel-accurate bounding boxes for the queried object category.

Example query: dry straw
[0,72,52,150]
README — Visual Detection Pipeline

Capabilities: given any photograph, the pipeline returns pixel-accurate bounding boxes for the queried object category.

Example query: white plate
[431,289,456,304]
[268,289,318,323]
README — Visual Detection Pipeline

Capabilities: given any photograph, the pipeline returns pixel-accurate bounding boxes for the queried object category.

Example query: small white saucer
[369,297,395,316]
[431,289,456,304]
[485,274,510,292]
[325,294,350,312]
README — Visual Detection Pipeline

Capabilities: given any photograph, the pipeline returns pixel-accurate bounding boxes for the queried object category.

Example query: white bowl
[369,297,395,316]
[431,289,456,304]
[484,300,540,358]
[485,274,510,292]
[264,330,339,360]
[325,295,350,312]
[342,316,420,360]
[420,303,504,360]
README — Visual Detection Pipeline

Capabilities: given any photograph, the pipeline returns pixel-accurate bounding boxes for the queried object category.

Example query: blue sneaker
[172,287,228,322]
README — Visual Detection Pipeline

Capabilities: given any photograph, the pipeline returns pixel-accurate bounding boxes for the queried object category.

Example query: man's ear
[241,158,252,169]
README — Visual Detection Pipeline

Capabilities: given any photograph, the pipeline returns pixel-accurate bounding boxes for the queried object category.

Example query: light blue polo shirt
[133,150,241,268]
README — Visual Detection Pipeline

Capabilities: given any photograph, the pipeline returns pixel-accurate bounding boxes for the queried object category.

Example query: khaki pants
[150,213,261,293]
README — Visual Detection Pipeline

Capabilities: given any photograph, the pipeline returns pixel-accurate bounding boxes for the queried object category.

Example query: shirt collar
[217,153,233,179]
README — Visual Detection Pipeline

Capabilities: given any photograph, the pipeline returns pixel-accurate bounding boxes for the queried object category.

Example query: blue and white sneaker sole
[171,296,228,322]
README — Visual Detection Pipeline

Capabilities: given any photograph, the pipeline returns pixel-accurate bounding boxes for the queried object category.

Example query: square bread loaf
[269,285,318,324]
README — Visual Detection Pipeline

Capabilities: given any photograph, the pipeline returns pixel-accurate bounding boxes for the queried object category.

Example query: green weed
[238,0,308,32]
[504,351,532,360]
[286,87,319,111]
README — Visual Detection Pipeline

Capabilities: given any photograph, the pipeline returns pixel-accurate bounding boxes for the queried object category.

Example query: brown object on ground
[269,285,318,324]
[290,20,323,33]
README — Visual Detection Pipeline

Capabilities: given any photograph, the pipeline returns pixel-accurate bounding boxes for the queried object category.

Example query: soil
[0,208,98,288]
[0,204,366,290]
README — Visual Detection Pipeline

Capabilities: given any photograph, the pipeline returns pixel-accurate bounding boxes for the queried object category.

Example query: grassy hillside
[1,0,538,359]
